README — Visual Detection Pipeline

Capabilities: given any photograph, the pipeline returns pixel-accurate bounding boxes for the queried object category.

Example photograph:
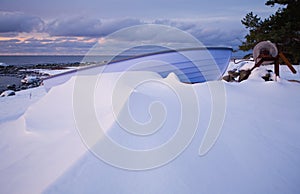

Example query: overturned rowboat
[43,47,232,91]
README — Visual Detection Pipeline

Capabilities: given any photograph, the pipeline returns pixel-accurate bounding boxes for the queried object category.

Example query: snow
[0,87,46,123]
[0,62,9,67]
[28,67,78,76]
[21,76,40,84]
[0,90,15,97]
[226,60,300,81]
[0,62,300,194]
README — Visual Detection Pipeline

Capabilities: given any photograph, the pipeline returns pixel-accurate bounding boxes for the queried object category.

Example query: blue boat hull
[43,47,232,91]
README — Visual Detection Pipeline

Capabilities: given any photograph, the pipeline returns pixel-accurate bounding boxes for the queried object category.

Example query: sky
[0,0,280,55]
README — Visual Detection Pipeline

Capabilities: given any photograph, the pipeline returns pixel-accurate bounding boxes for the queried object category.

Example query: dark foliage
[240,0,300,63]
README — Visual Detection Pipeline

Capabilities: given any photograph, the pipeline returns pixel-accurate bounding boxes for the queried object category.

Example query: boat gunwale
[43,46,233,81]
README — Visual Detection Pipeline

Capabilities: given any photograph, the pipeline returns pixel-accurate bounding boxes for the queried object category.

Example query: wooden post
[278,52,297,74]
[250,52,296,81]
[250,58,264,71]
[274,56,280,78]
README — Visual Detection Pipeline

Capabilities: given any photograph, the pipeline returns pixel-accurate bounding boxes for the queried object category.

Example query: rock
[224,67,276,83]
[227,70,240,78]
[0,62,9,67]
[238,69,252,82]
[21,85,28,90]
[223,75,235,82]
[223,69,240,82]
[7,84,16,90]
[21,76,40,84]
[262,73,272,81]
[0,90,15,97]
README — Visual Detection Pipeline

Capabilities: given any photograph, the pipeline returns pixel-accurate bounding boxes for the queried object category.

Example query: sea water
[0,55,133,92]
[0,55,114,66]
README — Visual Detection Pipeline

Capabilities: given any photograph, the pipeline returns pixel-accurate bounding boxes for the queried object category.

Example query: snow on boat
[43,47,232,91]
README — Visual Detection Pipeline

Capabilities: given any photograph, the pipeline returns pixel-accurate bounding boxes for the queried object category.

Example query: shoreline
[0,62,84,95]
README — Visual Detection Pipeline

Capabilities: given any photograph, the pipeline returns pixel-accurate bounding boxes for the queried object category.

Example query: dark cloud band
[0,12,44,33]
[0,11,244,54]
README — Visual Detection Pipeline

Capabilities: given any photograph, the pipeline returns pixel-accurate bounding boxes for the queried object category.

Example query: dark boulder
[7,84,16,90]
[238,69,252,82]
[223,75,236,82]
[228,69,240,78]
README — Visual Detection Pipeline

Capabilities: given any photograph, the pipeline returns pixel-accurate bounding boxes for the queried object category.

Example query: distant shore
[0,62,82,94]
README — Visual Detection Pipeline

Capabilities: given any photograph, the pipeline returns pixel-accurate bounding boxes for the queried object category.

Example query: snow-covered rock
[225,61,300,82]
[21,76,40,84]
[0,90,15,97]
[0,62,9,67]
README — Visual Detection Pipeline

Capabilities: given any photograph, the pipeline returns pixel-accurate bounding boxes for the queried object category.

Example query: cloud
[0,15,246,55]
[0,32,20,37]
[0,11,44,33]
[154,19,197,31]
[99,19,244,51]
[46,17,144,37]
[83,21,246,57]
[0,11,244,47]
[0,37,97,55]
[153,19,245,47]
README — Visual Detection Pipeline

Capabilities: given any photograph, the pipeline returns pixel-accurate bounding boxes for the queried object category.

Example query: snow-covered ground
[0,61,300,194]
[28,66,79,76]
[0,87,46,123]
[226,61,300,81]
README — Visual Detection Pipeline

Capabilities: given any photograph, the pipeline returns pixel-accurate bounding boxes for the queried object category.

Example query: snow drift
[0,63,300,194]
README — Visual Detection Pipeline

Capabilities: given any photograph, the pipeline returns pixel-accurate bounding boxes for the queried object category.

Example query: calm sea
[0,55,128,66]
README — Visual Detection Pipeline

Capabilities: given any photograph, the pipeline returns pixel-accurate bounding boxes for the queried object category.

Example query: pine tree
[240,0,300,63]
